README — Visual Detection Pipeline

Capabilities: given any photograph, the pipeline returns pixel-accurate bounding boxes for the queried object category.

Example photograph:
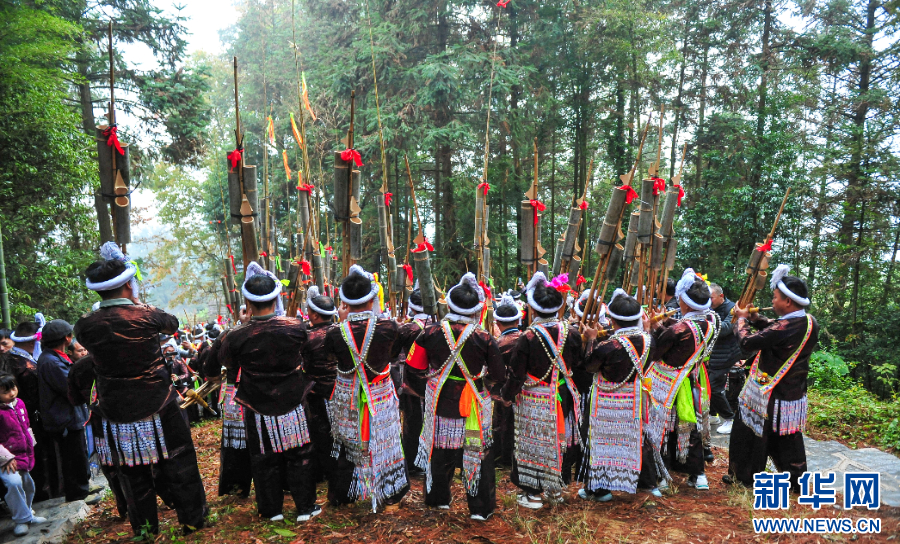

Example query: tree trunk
[695,43,710,187]
[669,14,690,180]
[881,215,900,305]
[808,74,838,290]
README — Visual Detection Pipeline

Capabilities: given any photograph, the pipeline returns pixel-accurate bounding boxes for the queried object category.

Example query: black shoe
[704,448,714,462]
[722,474,734,484]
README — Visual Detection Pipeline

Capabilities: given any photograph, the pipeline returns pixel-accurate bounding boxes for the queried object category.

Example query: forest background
[1,0,898,403]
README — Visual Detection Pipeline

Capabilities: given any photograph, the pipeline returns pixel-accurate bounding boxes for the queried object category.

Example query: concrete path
[0,473,107,544]
[710,427,900,507]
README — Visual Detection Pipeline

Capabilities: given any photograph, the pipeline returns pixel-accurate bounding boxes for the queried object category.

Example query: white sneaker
[577,488,613,502]
[649,488,662,498]
[269,514,284,522]
[717,419,734,434]
[436,504,450,510]
[296,505,322,522]
[658,479,669,491]
[708,415,722,425]
[689,474,709,490]
[13,524,28,536]
[30,516,47,524]
[516,494,543,509]
[470,513,492,521]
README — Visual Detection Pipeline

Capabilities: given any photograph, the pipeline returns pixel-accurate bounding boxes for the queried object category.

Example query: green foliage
[808,349,853,391]
[808,386,900,452]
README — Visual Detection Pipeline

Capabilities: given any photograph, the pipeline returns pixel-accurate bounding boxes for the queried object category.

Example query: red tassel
[297,183,315,193]
[529,199,546,225]
[217,315,223,324]
[102,126,124,155]
[401,264,413,283]
[651,177,666,196]
[384,192,393,207]
[229,255,236,274]
[618,185,639,204]
[298,259,311,276]
[340,148,363,167]
[227,148,243,171]
[259,251,268,258]
[756,239,773,253]
[226,304,233,315]
[576,275,586,286]
[477,182,490,195]
[578,200,588,210]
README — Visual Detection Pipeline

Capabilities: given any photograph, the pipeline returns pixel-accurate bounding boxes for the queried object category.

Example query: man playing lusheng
[728,265,819,491]
[74,242,206,535]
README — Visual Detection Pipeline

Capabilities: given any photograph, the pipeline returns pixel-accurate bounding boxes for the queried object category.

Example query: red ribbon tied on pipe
[497,0,510,6]
[411,238,434,253]
[617,185,639,204]
[576,275,587,286]
[298,260,312,276]
[227,148,243,171]
[529,199,546,225]
[650,177,666,196]
[297,183,315,193]
[384,192,393,207]
[578,200,588,210]
[673,184,685,206]
[340,148,363,167]
[229,255,236,274]
[756,239,773,253]
[259,251,268,257]
[102,126,124,155]
[401,264,413,283]
[477,182,490,195]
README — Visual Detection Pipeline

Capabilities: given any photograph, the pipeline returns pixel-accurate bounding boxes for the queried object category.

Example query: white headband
[446,272,485,316]
[493,293,521,323]
[408,289,424,313]
[524,271,565,314]
[675,267,711,311]
[606,288,643,322]
[769,264,810,306]
[85,242,139,295]
[573,290,606,319]
[9,313,46,361]
[339,264,379,305]
[241,261,285,316]
[306,285,337,316]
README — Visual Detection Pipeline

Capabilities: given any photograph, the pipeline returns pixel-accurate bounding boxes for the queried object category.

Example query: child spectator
[0,373,48,536]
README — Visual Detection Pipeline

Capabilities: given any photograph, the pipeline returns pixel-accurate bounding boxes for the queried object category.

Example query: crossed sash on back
[415,321,493,494]
[738,315,814,437]
[329,315,407,510]
[581,331,651,494]
[513,321,580,494]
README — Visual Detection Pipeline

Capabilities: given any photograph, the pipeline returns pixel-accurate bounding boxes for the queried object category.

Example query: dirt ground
[64,419,900,543]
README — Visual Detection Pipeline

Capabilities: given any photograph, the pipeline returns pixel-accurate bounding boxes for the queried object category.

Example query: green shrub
[808,350,853,391]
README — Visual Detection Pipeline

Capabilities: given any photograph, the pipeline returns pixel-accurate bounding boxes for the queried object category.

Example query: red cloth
[229,255,236,274]
[401,264,413,283]
[618,184,639,204]
[259,251,268,257]
[578,200,588,210]
[497,0,510,6]
[529,199,546,225]
[226,304,233,315]
[297,183,315,193]
[756,239,773,253]
[477,182,490,196]
[340,148,363,167]
[407,343,428,370]
[411,239,434,253]
[651,177,666,196]
[298,260,312,276]
[576,275,587,286]
[673,184,685,206]
[227,148,243,170]
[102,126,124,156]
[384,192,393,207]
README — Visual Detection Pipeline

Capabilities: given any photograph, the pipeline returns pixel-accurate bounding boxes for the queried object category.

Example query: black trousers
[100,464,128,518]
[728,403,807,491]
[400,393,423,472]
[492,403,514,466]
[306,394,337,488]
[218,446,252,497]
[708,367,735,420]
[663,427,705,477]
[511,443,580,496]
[49,429,90,501]
[116,401,207,535]
[423,446,495,517]
[31,419,61,502]
[583,436,659,494]
[244,411,316,518]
